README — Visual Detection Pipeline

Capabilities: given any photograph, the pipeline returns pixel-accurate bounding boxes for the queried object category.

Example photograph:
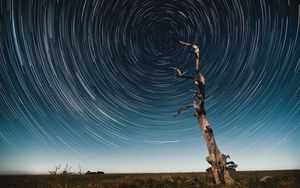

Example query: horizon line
[1,168,299,176]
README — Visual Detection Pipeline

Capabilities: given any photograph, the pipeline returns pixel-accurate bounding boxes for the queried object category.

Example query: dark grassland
[0,170,299,188]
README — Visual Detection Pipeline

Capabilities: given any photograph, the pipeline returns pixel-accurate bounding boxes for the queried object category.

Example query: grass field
[0,170,299,188]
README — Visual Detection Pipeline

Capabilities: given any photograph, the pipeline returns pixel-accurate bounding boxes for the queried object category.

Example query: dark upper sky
[0,0,299,173]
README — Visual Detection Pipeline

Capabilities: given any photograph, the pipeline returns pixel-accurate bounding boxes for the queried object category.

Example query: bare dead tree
[62,164,72,175]
[48,165,60,175]
[173,40,237,185]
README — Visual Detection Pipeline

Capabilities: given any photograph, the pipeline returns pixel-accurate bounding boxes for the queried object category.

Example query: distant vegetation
[86,171,105,175]
[48,164,104,175]
[48,164,79,175]
[0,170,299,188]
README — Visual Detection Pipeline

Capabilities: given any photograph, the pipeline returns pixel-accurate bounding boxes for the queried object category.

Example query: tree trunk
[175,40,238,185]
[195,112,235,185]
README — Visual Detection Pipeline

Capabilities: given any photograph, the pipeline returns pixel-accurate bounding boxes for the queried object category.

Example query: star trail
[0,0,300,173]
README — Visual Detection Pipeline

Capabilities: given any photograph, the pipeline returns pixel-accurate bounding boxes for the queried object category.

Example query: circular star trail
[0,0,300,156]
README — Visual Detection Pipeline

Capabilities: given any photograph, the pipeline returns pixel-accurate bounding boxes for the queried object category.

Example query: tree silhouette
[173,40,237,185]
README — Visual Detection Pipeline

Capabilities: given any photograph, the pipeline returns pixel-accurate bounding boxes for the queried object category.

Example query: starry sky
[0,0,300,174]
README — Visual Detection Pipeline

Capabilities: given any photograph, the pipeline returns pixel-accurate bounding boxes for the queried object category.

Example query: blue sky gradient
[0,0,300,174]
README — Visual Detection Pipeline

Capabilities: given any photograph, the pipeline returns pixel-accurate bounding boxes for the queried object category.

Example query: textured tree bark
[195,111,235,185]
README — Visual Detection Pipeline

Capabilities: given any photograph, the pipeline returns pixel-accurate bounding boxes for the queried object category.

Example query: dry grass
[0,170,299,188]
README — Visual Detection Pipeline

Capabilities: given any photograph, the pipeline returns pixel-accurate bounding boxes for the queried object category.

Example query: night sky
[0,0,300,174]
